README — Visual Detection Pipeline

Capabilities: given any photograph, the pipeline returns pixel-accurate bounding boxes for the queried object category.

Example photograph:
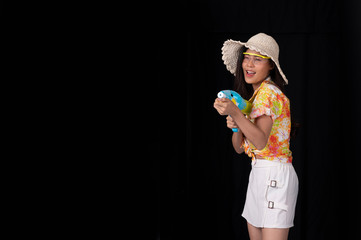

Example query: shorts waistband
[252,158,292,167]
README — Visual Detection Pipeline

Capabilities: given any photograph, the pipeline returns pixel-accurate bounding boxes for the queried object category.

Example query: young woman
[214,33,299,240]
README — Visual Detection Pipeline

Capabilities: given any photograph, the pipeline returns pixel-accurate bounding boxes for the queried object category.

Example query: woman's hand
[226,116,238,130]
[213,98,239,116]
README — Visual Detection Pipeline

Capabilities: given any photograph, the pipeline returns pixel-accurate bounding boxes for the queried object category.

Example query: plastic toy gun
[217,90,252,132]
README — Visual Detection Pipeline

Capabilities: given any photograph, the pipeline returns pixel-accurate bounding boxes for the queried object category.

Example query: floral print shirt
[242,79,293,163]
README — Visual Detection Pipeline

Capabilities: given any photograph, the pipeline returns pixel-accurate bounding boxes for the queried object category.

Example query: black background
[150,0,361,239]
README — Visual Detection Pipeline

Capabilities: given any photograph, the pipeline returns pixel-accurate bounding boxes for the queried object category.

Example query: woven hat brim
[221,39,288,85]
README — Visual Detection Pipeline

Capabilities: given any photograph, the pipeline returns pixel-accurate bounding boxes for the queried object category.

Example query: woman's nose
[246,59,255,67]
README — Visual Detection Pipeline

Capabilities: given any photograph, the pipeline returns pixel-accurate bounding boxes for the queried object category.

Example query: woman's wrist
[231,107,245,121]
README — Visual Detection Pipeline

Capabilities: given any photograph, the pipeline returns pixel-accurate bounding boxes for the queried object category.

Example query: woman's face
[242,49,273,89]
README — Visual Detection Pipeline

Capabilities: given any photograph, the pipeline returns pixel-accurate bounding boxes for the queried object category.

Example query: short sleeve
[250,85,283,121]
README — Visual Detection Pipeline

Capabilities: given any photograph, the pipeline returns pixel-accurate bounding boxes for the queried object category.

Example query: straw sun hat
[221,33,288,84]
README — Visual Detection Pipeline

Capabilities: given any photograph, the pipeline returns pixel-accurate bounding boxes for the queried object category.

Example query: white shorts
[242,159,299,228]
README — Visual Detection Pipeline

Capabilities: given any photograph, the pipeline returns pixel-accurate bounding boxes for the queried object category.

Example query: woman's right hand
[226,116,238,130]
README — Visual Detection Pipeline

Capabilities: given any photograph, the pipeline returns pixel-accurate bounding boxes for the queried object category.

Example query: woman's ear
[269,61,275,70]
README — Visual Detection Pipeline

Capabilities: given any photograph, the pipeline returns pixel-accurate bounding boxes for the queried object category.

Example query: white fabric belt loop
[267,201,288,211]
[266,179,283,188]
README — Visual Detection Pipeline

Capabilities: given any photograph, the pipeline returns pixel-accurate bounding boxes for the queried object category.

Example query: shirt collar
[249,76,273,101]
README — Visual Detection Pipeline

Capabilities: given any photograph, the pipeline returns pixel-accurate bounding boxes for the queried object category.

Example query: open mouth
[245,70,256,77]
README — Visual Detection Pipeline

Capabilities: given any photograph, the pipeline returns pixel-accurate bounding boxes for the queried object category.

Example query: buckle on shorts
[270,180,277,188]
[268,201,274,209]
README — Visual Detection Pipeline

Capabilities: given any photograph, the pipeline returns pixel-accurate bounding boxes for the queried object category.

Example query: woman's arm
[214,98,273,150]
[226,116,245,154]
[232,131,245,154]
[231,108,273,150]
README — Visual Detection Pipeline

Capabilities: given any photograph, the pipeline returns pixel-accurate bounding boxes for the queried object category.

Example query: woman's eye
[255,58,261,61]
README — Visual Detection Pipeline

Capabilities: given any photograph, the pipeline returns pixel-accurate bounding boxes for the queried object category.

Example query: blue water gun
[217,90,252,132]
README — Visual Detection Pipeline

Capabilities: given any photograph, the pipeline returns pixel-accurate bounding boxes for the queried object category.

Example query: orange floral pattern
[242,79,292,163]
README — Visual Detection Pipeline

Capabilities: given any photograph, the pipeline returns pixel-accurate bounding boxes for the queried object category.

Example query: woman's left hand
[213,98,238,116]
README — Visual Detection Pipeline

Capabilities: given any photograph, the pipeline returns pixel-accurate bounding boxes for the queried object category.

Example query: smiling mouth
[245,70,256,77]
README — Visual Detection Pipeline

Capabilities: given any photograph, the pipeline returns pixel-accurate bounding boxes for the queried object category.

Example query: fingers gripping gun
[217,90,252,132]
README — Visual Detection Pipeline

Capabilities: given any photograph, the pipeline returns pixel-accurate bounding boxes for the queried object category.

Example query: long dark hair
[233,46,300,138]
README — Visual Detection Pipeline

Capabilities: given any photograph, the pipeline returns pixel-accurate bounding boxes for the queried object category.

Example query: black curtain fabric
[154,0,361,239]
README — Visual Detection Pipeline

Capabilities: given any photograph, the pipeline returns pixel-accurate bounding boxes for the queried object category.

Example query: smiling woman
[234,46,286,100]
[242,49,274,90]
[214,33,299,240]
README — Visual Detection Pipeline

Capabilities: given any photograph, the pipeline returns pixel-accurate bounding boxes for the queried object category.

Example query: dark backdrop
[151,0,361,239]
